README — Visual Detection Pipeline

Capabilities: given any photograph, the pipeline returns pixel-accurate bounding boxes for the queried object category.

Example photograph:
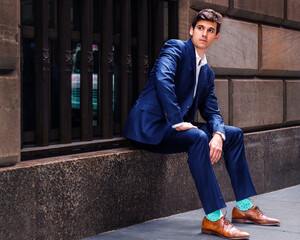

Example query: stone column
[0,0,20,166]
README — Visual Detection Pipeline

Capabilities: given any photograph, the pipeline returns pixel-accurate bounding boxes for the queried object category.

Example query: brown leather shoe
[232,206,280,226]
[202,216,250,239]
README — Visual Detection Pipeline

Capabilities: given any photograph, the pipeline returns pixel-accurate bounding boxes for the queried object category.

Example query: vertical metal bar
[58,0,72,143]
[121,0,132,128]
[152,0,164,62]
[100,0,114,138]
[137,0,149,94]
[35,0,50,146]
[168,0,178,39]
[80,0,93,141]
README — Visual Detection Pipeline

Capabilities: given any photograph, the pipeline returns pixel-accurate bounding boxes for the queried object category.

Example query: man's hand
[175,122,198,131]
[209,134,223,164]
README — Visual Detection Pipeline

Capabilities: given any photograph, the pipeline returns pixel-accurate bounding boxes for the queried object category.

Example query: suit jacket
[123,38,225,145]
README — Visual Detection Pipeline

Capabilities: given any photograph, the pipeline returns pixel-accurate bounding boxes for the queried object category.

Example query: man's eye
[208,29,215,33]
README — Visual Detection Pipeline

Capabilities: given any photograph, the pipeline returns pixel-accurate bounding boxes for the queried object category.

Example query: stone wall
[0,0,20,166]
[179,0,300,130]
[0,126,299,239]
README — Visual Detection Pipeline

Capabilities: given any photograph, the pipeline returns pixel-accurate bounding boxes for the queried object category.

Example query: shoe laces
[254,206,264,216]
[223,212,234,228]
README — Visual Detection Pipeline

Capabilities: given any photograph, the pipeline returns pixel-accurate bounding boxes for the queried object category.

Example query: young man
[123,9,280,239]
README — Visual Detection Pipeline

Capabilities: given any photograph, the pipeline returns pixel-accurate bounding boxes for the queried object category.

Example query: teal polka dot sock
[236,198,253,211]
[206,209,223,222]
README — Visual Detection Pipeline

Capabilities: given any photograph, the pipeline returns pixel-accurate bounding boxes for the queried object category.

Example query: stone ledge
[0,126,299,240]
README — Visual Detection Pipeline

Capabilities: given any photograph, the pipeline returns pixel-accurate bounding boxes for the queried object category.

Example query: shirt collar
[195,50,207,67]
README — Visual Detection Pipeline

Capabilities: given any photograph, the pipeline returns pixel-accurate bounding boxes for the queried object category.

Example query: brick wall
[179,0,300,131]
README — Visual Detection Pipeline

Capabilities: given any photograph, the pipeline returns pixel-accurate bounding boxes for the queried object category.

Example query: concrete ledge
[0,126,300,240]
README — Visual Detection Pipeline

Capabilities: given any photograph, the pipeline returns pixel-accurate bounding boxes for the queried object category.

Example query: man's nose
[202,30,207,36]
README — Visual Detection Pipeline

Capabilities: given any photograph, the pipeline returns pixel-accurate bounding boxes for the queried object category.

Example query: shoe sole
[232,218,280,226]
[202,228,250,240]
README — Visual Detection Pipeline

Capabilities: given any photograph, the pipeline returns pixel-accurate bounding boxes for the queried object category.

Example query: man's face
[190,20,219,51]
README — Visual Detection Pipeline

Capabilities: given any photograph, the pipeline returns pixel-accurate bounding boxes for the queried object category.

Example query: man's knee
[189,129,209,144]
[226,126,244,143]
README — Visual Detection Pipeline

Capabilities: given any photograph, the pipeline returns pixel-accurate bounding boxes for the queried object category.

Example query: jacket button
[186,106,189,109]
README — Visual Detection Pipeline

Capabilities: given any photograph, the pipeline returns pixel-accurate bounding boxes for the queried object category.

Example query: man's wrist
[213,131,226,141]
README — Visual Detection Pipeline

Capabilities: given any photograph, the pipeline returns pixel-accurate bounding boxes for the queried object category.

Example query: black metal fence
[21,0,178,159]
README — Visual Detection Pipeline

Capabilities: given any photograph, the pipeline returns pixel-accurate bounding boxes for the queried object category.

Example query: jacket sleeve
[154,40,184,126]
[199,79,225,136]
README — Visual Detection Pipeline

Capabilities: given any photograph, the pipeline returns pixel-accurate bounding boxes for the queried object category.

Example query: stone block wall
[180,0,300,131]
[0,0,20,167]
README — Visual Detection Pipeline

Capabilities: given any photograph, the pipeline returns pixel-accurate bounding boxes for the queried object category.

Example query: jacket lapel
[186,39,196,88]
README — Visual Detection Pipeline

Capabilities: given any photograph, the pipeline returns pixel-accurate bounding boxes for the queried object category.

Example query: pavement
[84,185,300,240]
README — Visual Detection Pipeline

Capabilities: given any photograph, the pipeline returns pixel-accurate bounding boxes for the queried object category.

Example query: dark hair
[191,9,223,34]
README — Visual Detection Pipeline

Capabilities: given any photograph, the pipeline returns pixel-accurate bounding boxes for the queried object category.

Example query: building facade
[0,0,300,239]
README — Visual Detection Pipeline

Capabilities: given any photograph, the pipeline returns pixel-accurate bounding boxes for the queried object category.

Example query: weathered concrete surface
[0,0,19,70]
[231,79,283,129]
[0,0,20,167]
[207,18,258,75]
[259,25,300,77]
[0,71,20,167]
[285,80,300,122]
[260,128,300,192]
[1,126,299,240]
[228,0,284,24]
[178,0,190,40]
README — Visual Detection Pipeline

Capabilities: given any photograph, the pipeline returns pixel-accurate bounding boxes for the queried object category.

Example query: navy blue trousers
[137,124,257,214]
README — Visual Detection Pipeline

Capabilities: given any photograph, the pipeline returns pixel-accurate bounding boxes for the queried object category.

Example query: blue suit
[123,39,256,214]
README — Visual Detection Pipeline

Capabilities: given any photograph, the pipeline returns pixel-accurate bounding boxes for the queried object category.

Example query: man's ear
[189,26,194,37]
[214,33,220,41]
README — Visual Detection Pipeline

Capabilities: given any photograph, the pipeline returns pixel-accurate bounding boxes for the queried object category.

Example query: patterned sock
[236,198,253,211]
[206,209,223,222]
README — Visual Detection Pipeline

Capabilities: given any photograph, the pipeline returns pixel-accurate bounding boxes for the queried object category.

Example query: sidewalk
[84,185,300,240]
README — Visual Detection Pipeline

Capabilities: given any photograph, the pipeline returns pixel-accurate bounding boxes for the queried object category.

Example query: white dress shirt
[194,50,207,98]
